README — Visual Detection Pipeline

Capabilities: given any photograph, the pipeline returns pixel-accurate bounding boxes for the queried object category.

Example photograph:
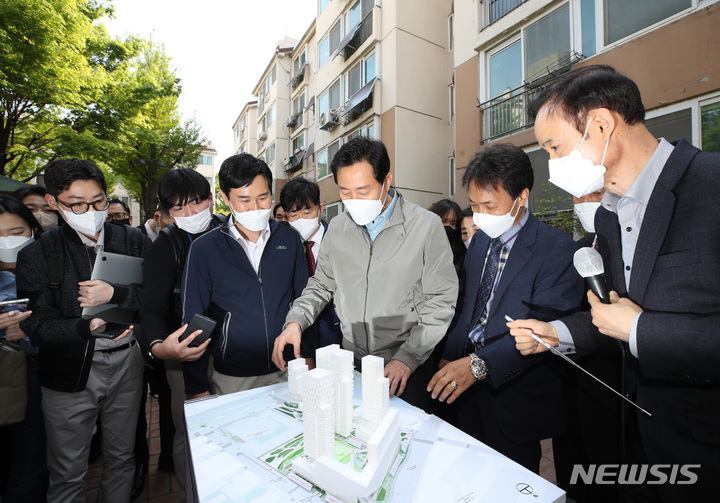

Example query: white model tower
[301,368,335,461]
[361,355,389,427]
[316,345,354,437]
[288,358,308,401]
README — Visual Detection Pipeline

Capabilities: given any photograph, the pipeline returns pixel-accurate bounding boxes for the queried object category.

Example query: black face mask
[278,220,290,226]
[110,219,130,227]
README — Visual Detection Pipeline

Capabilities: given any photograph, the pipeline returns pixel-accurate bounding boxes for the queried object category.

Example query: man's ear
[589,108,617,141]
[45,193,59,211]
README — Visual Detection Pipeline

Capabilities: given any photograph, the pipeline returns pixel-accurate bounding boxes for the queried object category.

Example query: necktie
[468,238,503,346]
[303,240,315,277]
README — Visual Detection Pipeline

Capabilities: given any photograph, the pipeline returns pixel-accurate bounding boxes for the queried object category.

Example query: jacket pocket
[653,248,698,271]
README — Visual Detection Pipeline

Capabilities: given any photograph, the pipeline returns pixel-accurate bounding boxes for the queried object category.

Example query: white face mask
[548,118,609,198]
[232,207,272,232]
[0,235,34,263]
[60,207,106,236]
[174,207,212,234]
[463,238,471,249]
[343,185,388,226]
[289,217,321,241]
[33,211,58,231]
[473,198,520,239]
[574,202,601,233]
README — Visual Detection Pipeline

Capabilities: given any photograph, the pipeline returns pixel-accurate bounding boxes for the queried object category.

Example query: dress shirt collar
[365,187,398,238]
[76,226,105,253]
[228,216,271,244]
[601,138,675,212]
[498,207,529,251]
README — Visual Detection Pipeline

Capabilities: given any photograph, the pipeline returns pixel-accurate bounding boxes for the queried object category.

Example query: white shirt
[144,220,159,242]
[306,223,325,262]
[77,227,105,254]
[228,216,271,274]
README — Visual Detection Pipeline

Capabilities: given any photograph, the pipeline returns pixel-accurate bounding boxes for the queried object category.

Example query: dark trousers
[0,355,48,503]
[135,363,175,466]
[394,356,435,413]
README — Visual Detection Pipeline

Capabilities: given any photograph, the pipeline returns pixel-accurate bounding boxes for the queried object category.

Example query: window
[293,132,305,153]
[198,154,213,166]
[701,100,720,152]
[449,157,456,197]
[605,0,690,44]
[319,36,329,67]
[329,22,342,60]
[346,1,362,33]
[525,5,570,80]
[261,103,276,132]
[448,14,454,51]
[347,120,375,141]
[449,83,455,123]
[345,52,376,102]
[646,109,692,145]
[317,140,340,180]
[319,79,343,116]
[320,0,329,14]
[205,177,214,188]
[266,142,276,164]
[293,50,306,76]
[581,0,596,57]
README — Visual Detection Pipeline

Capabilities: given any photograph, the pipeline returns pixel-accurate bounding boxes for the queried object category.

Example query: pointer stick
[504,315,652,417]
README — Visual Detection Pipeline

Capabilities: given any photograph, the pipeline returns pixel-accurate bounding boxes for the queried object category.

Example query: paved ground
[85,394,557,502]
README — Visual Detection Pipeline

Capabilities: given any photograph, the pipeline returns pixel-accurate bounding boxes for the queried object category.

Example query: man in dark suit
[279,177,342,365]
[509,64,720,501]
[428,144,584,473]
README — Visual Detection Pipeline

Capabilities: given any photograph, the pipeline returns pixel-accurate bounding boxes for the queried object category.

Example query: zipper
[221,311,231,360]
[258,262,271,372]
[362,242,374,355]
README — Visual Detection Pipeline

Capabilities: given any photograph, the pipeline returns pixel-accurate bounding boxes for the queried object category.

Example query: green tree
[0,0,111,177]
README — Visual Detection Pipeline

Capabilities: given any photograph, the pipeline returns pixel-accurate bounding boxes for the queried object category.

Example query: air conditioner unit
[285,113,298,128]
[258,130,268,141]
[319,110,340,131]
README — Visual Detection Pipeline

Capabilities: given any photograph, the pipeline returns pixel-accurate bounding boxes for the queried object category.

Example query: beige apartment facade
[452,0,720,211]
[232,101,258,157]
[234,0,454,219]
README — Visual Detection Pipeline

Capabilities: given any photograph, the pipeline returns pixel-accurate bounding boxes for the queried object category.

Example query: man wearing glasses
[106,198,132,227]
[16,159,151,503]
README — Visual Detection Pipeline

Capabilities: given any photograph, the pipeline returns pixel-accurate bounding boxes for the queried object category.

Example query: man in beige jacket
[272,137,458,410]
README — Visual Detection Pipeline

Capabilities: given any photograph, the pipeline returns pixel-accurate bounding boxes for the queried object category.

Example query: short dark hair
[43,159,107,198]
[462,144,533,198]
[273,203,284,217]
[158,168,212,211]
[428,199,461,226]
[108,198,130,214]
[13,186,48,201]
[330,137,390,184]
[280,178,320,213]
[528,64,645,133]
[0,195,42,236]
[218,154,272,196]
[459,207,473,220]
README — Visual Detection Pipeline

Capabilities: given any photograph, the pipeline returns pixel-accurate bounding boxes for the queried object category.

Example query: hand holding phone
[91,321,132,339]
[179,314,217,348]
[0,298,29,313]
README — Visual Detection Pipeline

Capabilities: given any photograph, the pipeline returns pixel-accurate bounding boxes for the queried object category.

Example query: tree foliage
[0,0,206,218]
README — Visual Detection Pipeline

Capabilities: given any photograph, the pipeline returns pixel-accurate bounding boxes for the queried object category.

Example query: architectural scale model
[291,350,401,501]
[288,358,308,402]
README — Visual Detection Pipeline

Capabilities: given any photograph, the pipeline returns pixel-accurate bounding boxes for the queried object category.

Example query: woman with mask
[429,199,463,275]
[0,195,47,503]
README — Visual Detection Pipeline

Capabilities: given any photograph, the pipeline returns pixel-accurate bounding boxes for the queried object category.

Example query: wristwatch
[148,339,163,362]
[469,353,488,380]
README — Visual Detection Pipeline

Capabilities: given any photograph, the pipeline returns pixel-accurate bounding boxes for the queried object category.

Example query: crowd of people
[0,64,717,503]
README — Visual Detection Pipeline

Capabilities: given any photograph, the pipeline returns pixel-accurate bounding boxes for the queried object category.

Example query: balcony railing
[345,11,373,59]
[481,0,525,28]
[478,51,582,142]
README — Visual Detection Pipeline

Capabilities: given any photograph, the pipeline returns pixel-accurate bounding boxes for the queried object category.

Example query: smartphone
[0,298,29,313]
[91,321,131,339]
[180,314,217,347]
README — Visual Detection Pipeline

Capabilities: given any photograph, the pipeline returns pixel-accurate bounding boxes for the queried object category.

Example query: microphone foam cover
[573,247,605,278]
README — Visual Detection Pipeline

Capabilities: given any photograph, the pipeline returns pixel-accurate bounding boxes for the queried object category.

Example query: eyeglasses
[106,212,129,221]
[55,197,110,215]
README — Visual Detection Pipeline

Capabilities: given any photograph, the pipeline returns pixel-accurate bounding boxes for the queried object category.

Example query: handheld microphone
[573,247,611,304]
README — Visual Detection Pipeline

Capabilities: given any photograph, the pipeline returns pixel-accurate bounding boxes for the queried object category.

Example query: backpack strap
[124,225,144,257]
[40,227,65,307]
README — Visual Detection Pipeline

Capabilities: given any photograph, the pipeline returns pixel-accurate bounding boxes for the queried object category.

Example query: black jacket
[17,223,151,392]
[181,219,309,395]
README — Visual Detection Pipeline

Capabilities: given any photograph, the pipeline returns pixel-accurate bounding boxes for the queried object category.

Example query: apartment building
[234,0,453,219]
[195,139,219,201]
[251,39,296,197]
[452,0,720,211]
[232,101,258,156]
